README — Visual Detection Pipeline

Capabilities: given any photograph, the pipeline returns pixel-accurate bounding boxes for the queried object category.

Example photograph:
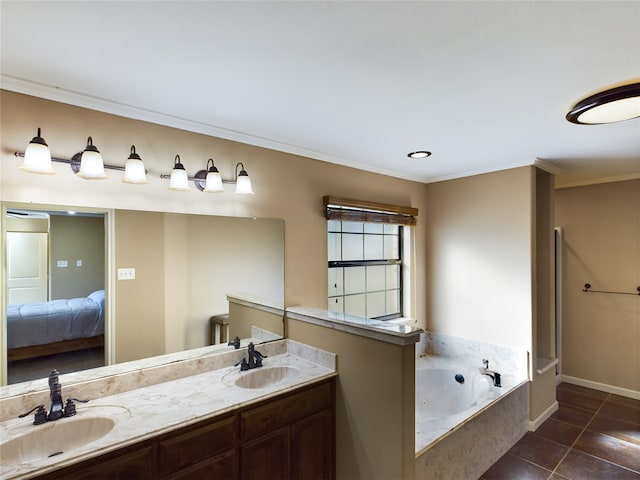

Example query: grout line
[548,392,610,479]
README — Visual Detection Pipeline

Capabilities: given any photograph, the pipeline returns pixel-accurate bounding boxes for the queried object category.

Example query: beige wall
[555,179,640,392]
[288,318,416,480]
[424,167,534,353]
[0,91,429,324]
[114,210,166,362]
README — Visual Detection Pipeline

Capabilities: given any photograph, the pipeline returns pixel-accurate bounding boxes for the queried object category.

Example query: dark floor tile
[574,429,640,472]
[508,432,568,471]
[556,449,640,480]
[480,453,551,480]
[557,387,606,412]
[557,382,609,400]
[608,395,640,410]
[600,401,640,426]
[548,475,571,480]
[534,418,583,447]
[552,403,595,428]
[590,412,640,446]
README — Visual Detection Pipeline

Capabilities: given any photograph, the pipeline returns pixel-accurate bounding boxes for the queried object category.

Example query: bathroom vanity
[0,339,336,480]
[34,379,334,480]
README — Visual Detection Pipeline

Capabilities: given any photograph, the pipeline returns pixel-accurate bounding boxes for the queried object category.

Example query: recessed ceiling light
[407,150,432,159]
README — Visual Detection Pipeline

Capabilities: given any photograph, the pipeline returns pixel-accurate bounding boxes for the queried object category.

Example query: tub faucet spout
[481,359,502,387]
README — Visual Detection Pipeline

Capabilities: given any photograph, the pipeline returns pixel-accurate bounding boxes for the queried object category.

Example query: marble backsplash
[417,331,529,382]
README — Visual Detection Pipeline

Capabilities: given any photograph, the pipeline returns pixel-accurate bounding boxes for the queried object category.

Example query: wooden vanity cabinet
[240,380,335,480]
[32,378,335,480]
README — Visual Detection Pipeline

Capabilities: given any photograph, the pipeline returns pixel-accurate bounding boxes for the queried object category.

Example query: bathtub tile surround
[414,331,530,478]
[415,382,528,479]
[418,331,529,381]
[481,382,640,479]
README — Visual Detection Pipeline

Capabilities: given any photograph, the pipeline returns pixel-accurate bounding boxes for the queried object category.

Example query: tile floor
[481,382,640,479]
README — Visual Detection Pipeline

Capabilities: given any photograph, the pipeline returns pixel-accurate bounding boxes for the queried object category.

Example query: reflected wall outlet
[117,268,136,280]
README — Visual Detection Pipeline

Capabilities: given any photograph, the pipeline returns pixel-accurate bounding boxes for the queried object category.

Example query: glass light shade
[575,97,640,124]
[20,128,54,174]
[235,173,254,195]
[123,146,148,184]
[169,167,190,191]
[204,170,224,192]
[123,158,148,184]
[22,143,54,174]
[77,137,107,179]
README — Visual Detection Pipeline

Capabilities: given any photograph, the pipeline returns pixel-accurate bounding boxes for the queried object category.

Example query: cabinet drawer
[241,380,332,441]
[36,443,155,480]
[158,414,237,477]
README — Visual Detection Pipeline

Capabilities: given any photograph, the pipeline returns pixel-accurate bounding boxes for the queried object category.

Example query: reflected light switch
[56,260,68,268]
[76,260,83,267]
[117,268,136,280]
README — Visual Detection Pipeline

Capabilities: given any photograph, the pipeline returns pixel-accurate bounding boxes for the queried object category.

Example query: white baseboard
[528,400,558,431]
[561,375,640,400]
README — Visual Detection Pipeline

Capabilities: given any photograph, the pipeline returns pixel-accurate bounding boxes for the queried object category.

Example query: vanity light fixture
[162,159,254,194]
[168,155,190,191]
[566,80,640,124]
[123,145,148,184]
[16,132,148,183]
[407,150,432,159]
[20,128,54,174]
[77,137,107,180]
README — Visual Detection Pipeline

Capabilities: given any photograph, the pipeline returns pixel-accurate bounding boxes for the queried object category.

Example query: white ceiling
[1,1,639,187]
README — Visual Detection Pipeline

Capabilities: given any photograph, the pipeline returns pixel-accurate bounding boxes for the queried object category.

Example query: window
[324,196,418,321]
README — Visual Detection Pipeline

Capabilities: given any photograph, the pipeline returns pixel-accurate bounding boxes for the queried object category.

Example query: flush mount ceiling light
[566,80,640,124]
[407,150,432,159]
[20,128,54,174]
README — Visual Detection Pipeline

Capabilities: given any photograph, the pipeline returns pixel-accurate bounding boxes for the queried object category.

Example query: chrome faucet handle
[482,359,489,369]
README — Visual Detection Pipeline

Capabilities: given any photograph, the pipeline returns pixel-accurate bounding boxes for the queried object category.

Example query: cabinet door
[291,409,335,480]
[241,427,290,480]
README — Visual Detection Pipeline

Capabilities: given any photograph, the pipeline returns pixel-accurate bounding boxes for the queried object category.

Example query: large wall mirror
[1,202,285,390]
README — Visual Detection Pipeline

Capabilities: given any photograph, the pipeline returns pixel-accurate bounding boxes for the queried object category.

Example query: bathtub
[415,355,518,455]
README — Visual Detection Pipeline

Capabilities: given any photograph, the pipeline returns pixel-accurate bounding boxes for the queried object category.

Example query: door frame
[0,202,114,385]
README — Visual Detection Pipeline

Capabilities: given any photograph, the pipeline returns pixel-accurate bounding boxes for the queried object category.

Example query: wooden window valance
[323,195,418,226]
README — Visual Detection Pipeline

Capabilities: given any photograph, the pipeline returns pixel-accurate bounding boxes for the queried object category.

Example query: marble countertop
[0,340,336,480]
[286,306,423,346]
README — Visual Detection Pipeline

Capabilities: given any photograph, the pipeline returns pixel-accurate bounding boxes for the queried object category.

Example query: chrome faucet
[19,369,89,425]
[481,359,502,387]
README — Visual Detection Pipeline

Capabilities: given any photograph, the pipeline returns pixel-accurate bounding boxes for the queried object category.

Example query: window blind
[323,195,418,226]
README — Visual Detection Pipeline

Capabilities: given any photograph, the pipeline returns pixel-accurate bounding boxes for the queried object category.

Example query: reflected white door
[6,232,48,304]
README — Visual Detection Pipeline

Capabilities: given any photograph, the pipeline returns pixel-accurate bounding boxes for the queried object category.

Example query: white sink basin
[234,366,300,389]
[0,416,115,465]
